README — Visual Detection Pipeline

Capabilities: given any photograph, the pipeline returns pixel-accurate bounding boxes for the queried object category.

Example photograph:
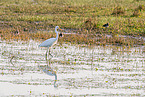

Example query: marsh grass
[112,6,125,16]
[0,0,145,46]
[131,5,144,17]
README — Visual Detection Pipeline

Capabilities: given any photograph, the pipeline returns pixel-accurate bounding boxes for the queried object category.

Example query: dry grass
[0,0,145,46]
[112,6,125,16]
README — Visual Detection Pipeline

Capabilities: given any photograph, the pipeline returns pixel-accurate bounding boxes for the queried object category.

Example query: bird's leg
[46,49,48,61]
[49,48,53,57]
[46,57,52,66]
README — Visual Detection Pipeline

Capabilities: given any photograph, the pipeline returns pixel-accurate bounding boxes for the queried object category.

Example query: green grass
[0,0,145,46]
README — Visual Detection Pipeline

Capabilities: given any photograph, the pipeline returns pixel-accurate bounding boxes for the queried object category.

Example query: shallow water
[0,40,144,96]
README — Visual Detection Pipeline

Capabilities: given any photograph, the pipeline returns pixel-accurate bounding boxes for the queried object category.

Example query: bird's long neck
[55,74,57,81]
[55,28,58,40]
[54,74,57,87]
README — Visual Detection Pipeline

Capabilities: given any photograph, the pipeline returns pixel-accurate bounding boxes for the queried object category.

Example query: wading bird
[38,65,57,87]
[39,26,62,60]
[103,23,109,28]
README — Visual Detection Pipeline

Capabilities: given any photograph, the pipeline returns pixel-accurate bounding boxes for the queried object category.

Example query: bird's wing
[39,38,57,47]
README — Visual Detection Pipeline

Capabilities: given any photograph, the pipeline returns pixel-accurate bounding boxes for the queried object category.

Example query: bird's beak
[59,27,62,31]
[58,27,63,37]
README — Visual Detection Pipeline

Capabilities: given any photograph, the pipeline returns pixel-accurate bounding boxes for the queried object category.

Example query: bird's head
[55,26,59,29]
[55,26,63,37]
[55,26,62,31]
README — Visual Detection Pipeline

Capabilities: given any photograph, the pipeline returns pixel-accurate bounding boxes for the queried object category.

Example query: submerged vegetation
[0,0,145,46]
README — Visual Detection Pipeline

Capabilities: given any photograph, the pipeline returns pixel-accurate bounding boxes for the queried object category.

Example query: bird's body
[103,23,109,28]
[39,26,62,60]
[39,38,57,48]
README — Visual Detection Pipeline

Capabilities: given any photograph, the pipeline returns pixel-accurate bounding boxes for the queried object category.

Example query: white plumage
[39,26,61,60]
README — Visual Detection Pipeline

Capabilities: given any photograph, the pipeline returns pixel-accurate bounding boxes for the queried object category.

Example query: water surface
[0,40,144,96]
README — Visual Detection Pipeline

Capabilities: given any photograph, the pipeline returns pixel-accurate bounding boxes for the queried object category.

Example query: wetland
[0,40,144,96]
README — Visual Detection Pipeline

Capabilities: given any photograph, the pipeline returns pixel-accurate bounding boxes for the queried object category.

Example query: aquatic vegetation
[0,41,144,96]
[0,0,145,95]
[0,0,145,46]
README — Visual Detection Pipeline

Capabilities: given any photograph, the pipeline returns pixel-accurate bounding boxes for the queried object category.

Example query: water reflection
[10,55,15,66]
[38,58,57,87]
[1,41,144,96]
[9,53,57,87]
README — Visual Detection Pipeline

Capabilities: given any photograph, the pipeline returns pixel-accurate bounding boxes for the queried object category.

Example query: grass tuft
[112,6,125,16]
[0,0,145,46]
[132,10,141,17]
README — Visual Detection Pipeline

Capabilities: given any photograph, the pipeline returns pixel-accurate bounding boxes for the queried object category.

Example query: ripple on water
[0,40,144,96]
